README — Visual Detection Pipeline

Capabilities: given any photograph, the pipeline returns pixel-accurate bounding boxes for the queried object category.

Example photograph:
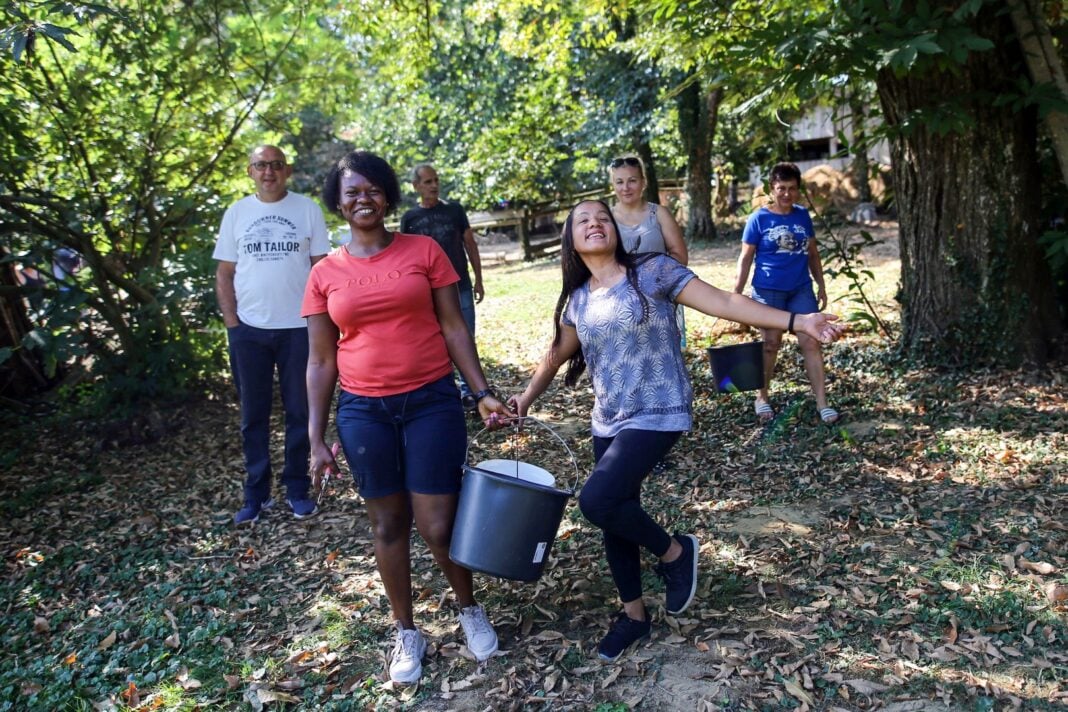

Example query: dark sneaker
[233,497,274,524]
[655,533,699,615]
[287,498,319,519]
[597,610,651,661]
[461,393,479,412]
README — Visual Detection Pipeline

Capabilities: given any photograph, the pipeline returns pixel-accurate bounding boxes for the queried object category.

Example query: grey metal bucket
[449,418,578,582]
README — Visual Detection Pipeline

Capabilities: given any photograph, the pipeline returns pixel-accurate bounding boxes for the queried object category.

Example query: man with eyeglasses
[400,164,485,410]
[213,145,330,524]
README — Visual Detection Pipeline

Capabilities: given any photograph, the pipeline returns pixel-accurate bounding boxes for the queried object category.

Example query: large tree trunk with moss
[876,5,1063,365]
[677,80,721,242]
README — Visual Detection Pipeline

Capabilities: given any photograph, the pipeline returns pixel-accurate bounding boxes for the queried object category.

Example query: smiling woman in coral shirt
[302,151,512,685]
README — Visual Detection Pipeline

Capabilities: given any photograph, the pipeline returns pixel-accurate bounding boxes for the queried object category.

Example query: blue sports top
[741,205,815,291]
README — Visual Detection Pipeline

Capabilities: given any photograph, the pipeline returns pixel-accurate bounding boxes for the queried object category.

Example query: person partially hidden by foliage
[509,200,844,662]
[213,145,330,525]
[303,151,513,685]
[734,162,839,424]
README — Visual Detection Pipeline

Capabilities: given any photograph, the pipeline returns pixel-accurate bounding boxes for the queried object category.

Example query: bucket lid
[475,459,556,488]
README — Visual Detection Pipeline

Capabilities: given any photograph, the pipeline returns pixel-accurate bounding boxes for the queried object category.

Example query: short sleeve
[562,297,576,328]
[455,203,471,232]
[741,210,761,246]
[212,206,238,262]
[301,263,329,317]
[799,207,815,237]
[426,238,460,288]
[309,203,331,256]
[640,254,696,302]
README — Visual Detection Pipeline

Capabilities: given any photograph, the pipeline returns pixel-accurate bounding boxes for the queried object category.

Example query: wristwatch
[473,388,497,403]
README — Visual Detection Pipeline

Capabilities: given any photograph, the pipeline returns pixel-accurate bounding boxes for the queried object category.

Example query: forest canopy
[1,0,1065,406]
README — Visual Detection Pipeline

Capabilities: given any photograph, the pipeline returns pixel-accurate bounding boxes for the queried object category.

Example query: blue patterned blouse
[563,255,696,437]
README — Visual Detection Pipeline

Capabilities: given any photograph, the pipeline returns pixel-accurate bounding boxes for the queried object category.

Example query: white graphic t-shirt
[213,192,330,329]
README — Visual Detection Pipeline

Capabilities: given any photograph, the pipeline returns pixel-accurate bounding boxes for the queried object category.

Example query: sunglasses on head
[609,157,641,169]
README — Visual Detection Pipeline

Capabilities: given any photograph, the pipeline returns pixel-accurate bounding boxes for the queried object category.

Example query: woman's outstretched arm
[677,278,844,343]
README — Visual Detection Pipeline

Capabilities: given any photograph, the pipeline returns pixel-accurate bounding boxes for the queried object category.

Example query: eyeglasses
[250,160,286,172]
[609,157,641,169]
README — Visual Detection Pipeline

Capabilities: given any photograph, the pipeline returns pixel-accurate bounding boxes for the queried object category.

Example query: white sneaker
[388,622,426,684]
[458,604,498,662]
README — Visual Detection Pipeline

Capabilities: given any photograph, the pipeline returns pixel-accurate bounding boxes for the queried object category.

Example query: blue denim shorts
[750,284,819,315]
[336,375,467,499]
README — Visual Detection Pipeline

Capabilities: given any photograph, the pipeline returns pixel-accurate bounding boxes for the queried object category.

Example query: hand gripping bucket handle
[465,416,581,493]
[450,417,579,581]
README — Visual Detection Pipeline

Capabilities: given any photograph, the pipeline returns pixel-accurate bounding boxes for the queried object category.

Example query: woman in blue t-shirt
[734,162,839,424]
[509,200,843,662]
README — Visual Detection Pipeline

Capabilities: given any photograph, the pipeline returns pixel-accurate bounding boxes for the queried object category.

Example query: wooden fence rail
[400,178,688,262]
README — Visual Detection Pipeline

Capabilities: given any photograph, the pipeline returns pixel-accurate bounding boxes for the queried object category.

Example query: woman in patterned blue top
[510,200,844,661]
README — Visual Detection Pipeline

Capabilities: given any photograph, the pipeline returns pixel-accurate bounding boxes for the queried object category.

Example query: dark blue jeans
[227,324,311,505]
[579,429,682,603]
[335,375,466,499]
[454,284,476,398]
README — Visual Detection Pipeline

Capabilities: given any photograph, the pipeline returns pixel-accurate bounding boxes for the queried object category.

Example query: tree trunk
[849,93,873,203]
[1007,0,1068,188]
[876,4,1064,365]
[677,79,720,242]
[635,139,661,205]
[0,255,49,397]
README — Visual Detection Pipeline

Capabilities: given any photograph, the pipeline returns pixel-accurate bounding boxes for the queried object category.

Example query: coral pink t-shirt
[301,233,459,396]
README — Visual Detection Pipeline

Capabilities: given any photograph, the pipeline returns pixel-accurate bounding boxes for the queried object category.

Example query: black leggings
[578,428,682,603]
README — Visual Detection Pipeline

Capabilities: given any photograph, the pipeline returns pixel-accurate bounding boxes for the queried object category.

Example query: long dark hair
[552,200,649,386]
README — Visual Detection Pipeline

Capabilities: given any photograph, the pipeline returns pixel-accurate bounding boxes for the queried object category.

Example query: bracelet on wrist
[787,312,797,335]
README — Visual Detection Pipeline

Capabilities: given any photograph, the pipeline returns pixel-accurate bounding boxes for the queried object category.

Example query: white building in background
[750,105,892,184]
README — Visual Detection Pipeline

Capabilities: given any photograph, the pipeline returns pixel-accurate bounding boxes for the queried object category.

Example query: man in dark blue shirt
[400,165,485,409]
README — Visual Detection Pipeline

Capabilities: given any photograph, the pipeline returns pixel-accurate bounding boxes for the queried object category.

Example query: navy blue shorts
[750,284,818,316]
[336,375,467,499]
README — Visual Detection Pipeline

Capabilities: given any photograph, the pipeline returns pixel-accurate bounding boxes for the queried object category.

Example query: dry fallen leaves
[2,292,1065,712]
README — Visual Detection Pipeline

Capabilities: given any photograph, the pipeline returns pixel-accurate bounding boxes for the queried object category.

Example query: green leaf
[890,44,917,71]
[11,30,29,61]
[914,38,943,55]
[960,36,993,51]
[39,23,78,52]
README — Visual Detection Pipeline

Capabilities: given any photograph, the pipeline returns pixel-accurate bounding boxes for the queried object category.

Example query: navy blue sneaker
[233,497,274,524]
[287,498,319,519]
[597,609,651,661]
[655,533,699,615]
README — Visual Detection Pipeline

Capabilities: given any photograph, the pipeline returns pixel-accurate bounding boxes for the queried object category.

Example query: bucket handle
[467,416,581,493]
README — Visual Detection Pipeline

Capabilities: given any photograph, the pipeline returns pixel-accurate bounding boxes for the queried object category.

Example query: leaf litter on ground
[0,235,1065,710]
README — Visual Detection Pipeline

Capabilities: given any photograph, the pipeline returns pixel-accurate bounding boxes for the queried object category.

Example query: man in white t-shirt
[213,145,330,524]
